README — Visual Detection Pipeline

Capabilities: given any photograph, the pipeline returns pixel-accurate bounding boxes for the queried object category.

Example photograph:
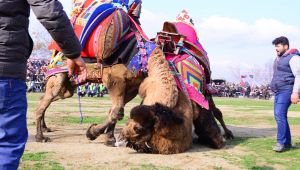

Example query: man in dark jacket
[270,36,300,152]
[0,0,87,169]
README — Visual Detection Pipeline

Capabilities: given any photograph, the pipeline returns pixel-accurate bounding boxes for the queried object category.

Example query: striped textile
[167,54,209,109]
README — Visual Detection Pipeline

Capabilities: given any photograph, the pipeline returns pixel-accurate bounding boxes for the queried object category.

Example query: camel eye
[133,125,144,134]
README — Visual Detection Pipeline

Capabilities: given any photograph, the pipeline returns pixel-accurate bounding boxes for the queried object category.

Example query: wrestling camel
[115,12,234,153]
[117,46,226,154]
[34,7,146,143]
[35,62,144,142]
[87,33,233,149]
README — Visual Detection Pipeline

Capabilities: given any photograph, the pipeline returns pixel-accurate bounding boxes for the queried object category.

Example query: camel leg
[86,74,126,142]
[40,82,75,133]
[35,92,56,142]
[35,73,74,142]
[207,94,234,139]
[41,111,52,133]
[192,102,225,149]
[86,76,140,144]
[103,86,139,146]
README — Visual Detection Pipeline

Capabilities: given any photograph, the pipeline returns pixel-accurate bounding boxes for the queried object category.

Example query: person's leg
[0,78,28,169]
[274,91,292,148]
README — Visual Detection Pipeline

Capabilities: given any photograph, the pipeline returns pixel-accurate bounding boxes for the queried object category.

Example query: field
[20,93,300,170]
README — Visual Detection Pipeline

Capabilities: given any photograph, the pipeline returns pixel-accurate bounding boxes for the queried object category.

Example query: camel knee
[109,107,124,121]
[212,107,223,120]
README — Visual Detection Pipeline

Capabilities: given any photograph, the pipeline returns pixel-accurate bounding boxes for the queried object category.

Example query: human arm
[27,0,86,82]
[289,56,300,104]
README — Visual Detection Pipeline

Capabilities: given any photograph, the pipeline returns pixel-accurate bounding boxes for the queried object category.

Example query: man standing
[0,0,87,169]
[271,36,300,152]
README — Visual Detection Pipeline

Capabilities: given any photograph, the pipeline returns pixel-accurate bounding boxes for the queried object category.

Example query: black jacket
[0,0,81,80]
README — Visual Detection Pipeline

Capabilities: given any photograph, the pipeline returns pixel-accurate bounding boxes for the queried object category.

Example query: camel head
[117,103,184,153]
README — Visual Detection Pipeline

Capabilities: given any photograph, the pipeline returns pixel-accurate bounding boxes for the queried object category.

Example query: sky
[29,0,300,82]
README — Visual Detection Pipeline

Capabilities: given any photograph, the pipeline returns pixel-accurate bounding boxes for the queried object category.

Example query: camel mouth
[115,139,127,147]
[126,139,154,153]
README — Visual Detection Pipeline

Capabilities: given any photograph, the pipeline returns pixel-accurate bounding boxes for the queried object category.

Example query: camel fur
[119,46,233,154]
[119,47,193,154]
[35,63,144,143]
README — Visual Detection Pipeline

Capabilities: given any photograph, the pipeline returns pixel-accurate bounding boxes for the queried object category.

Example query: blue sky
[29,0,300,82]
[143,0,300,27]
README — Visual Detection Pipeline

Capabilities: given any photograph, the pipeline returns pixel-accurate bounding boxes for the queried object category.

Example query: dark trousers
[274,91,292,145]
[0,77,28,170]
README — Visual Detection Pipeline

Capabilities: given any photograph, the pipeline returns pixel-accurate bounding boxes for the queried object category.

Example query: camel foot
[86,124,99,141]
[42,127,53,133]
[103,134,116,147]
[224,130,234,140]
[35,135,51,143]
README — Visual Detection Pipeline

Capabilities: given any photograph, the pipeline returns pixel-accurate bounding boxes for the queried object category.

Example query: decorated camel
[35,0,233,150]
[91,11,234,153]
[35,0,146,143]
[117,34,225,154]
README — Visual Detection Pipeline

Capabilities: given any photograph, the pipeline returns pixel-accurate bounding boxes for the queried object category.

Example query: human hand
[67,57,87,84]
[291,92,299,104]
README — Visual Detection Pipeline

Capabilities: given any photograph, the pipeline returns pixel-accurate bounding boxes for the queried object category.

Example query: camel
[36,5,233,146]
[115,14,235,153]
[88,43,233,151]
[86,32,234,149]
[35,62,144,142]
[34,6,146,143]
[118,47,193,154]
[117,44,228,154]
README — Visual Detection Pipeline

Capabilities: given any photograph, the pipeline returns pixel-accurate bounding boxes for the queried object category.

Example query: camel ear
[153,103,184,127]
[130,105,155,124]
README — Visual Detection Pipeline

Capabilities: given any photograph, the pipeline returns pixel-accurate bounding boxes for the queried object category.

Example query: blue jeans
[0,77,28,170]
[274,91,292,146]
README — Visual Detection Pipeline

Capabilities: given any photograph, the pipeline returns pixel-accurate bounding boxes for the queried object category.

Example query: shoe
[272,143,291,152]
[284,143,293,149]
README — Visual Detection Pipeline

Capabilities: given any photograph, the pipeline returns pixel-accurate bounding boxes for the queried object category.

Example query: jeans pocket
[0,80,9,111]
[276,92,292,104]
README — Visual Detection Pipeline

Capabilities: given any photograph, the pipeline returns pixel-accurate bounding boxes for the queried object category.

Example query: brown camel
[35,62,144,142]
[117,46,228,154]
[87,45,233,148]
[118,47,193,154]
[34,5,147,143]
[36,7,233,145]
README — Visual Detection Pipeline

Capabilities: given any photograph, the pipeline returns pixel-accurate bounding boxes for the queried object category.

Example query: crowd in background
[26,59,272,100]
[26,59,108,97]
[77,83,108,97]
[26,59,48,92]
[211,82,273,100]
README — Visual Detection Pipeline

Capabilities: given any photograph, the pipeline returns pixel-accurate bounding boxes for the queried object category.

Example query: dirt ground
[22,94,300,170]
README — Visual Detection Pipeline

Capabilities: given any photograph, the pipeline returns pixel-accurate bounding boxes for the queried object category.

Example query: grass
[227,137,300,170]
[214,97,300,112]
[224,116,300,126]
[24,93,300,169]
[22,152,48,161]
[20,152,64,170]
[60,115,129,125]
[27,93,142,115]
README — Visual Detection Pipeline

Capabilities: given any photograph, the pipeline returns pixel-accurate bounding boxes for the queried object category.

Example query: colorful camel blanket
[43,52,69,79]
[167,54,209,109]
[48,0,132,59]
[127,41,157,75]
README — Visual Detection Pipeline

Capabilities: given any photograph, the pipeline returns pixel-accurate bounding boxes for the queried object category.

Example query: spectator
[211,82,272,99]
